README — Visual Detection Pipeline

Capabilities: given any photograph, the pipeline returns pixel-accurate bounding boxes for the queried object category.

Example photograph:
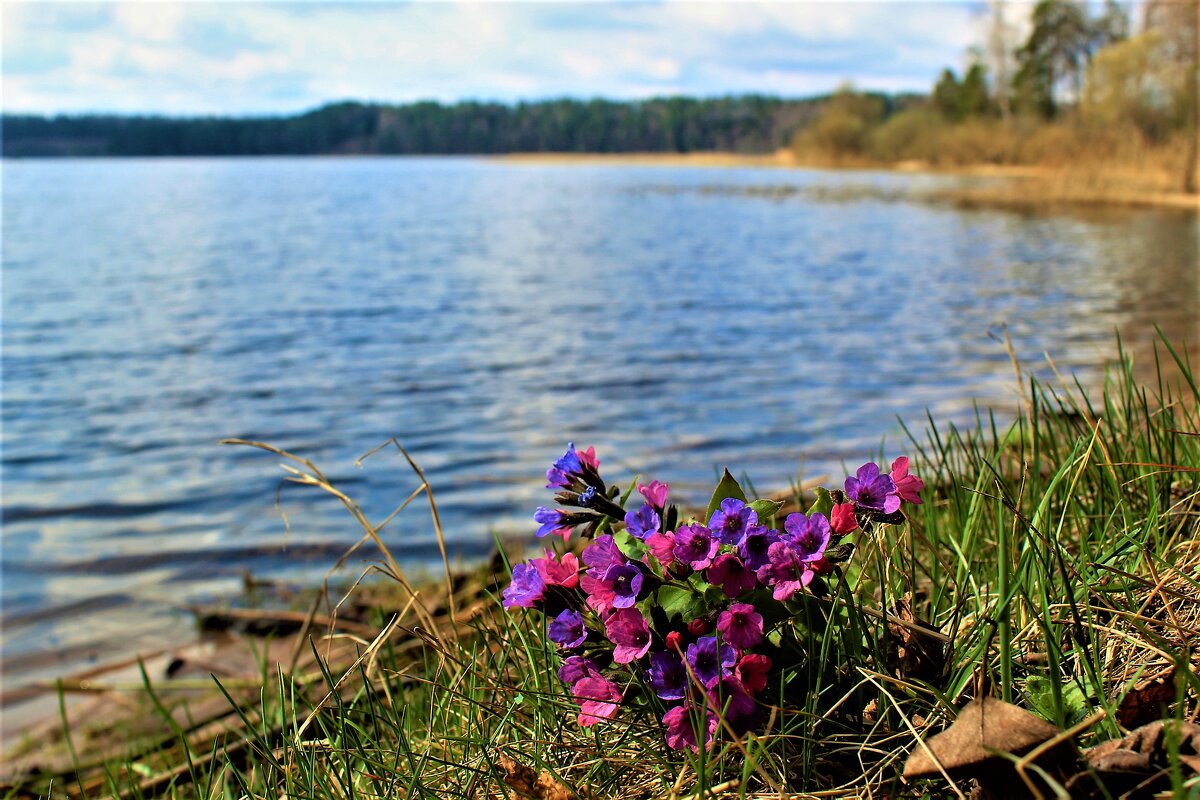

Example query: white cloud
[2,1,988,115]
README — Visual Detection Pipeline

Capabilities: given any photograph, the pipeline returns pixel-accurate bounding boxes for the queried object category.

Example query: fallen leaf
[904,697,1076,799]
[886,593,946,684]
[497,754,582,800]
[1069,719,1200,798]
[1114,667,1177,729]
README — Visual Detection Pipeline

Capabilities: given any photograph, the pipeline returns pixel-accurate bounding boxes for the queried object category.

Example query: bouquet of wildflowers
[502,444,923,752]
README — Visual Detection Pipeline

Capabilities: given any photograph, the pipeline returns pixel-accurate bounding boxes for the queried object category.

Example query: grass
[6,335,1199,799]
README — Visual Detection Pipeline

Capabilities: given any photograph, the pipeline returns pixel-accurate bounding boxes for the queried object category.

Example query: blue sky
[2,2,1003,116]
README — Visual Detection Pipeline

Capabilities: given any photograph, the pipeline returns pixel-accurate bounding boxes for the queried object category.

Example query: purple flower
[548,609,588,648]
[603,563,644,609]
[582,534,625,575]
[577,485,599,508]
[706,554,757,599]
[708,498,758,545]
[605,608,653,664]
[572,675,623,727]
[717,603,764,649]
[546,442,584,488]
[663,704,718,752]
[646,651,688,700]
[502,563,545,608]
[638,480,669,509]
[533,506,571,539]
[707,675,757,722]
[673,524,720,570]
[558,655,602,686]
[685,635,737,687]
[783,513,832,562]
[845,462,900,514]
[579,573,617,614]
[624,503,661,539]
[756,541,811,601]
[738,525,781,571]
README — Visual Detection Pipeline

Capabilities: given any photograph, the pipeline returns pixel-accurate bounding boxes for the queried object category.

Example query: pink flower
[605,608,653,663]
[645,531,676,566]
[579,572,616,614]
[663,704,719,752]
[577,446,601,471]
[736,653,772,694]
[637,480,669,509]
[830,502,858,534]
[890,457,924,505]
[571,675,622,726]
[531,550,579,589]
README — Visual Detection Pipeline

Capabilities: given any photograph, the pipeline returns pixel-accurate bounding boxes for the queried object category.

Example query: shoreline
[495,150,1200,212]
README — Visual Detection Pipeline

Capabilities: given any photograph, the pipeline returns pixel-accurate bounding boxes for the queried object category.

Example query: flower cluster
[504,443,923,752]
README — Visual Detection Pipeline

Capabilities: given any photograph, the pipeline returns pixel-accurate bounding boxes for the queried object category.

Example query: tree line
[2,96,849,158]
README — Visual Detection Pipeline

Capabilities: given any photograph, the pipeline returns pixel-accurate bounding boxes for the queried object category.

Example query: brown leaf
[904,697,1076,799]
[497,754,582,800]
[1114,666,1177,729]
[886,593,946,684]
[1072,719,1200,798]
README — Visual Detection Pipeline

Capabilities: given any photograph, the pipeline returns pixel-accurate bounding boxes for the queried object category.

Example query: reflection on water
[2,158,1197,718]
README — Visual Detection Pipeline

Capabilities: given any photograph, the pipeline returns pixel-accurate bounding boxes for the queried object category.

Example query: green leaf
[806,487,834,519]
[749,498,784,527]
[656,585,706,621]
[1024,676,1088,726]
[706,468,748,524]
[612,531,647,562]
[619,479,639,506]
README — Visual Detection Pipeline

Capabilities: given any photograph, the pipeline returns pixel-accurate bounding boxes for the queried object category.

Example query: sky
[2,2,1005,116]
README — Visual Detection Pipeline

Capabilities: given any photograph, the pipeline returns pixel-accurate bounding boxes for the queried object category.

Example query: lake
[2,157,1197,721]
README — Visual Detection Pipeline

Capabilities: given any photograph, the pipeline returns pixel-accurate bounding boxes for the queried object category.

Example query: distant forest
[1,95,917,157]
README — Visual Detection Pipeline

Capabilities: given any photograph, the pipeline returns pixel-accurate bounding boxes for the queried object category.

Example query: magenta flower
[548,608,587,648]
[645,531,676,566]
[756,541,811,601]
[830,502,858,534]
[531,550,579,589]
[533,507,572,539]
[673,524,720,570]
[637,480,669,509]
[706,554,757,599]
[558,655,602,685]
[646,651,688,700]
[708,498,758,545]
[685,635,737,687]
[738,525,781,571]
[624,503,660,539]
[717,603,763,649]
[571,675,623,727]
[736,653,772,694]
[890,456,924,505]
[603,563,644,609]
[582,534,625,575]
[605,608,653,663]
[663,704,718,752]
[502,563,545,608]
[783,512,831,561]
[845,462,900,514]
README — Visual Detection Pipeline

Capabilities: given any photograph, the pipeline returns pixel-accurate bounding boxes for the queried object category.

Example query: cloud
[1,1,982,115]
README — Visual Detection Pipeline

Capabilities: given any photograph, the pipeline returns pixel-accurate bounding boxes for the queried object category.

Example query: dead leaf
[886,593,946,684]
[1069,719,1200,798]
[497,754,582,800]
[904,697,1076,799]
[1114,667,1177,729]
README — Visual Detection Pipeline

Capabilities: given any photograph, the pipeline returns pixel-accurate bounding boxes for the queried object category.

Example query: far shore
[495,150,1200,212]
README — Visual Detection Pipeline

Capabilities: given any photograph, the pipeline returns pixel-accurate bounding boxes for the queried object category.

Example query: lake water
[2,158,1197,719]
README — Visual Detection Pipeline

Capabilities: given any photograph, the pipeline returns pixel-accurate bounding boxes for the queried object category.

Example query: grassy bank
[5,338,1199,799]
